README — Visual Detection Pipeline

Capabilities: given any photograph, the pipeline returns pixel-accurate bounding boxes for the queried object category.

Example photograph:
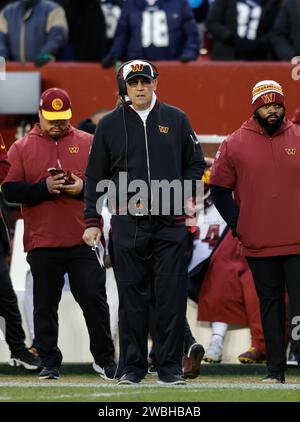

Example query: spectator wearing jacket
[99,0,123,53]
[0,0,68,66]
[206,0,281,60]
[210,80,300,383]
[101,0,200,68]
[2,88,116,380]
[60,0,107,61]
[83,59,206,384]
[272,0,300,61]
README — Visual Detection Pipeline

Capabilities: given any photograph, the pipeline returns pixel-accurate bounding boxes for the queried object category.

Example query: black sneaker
[9,348,41,370]
[118,373,141,385]
[158,374,187,385]
[261,373,285,384]
[93,361,118,380]
[39,367,60,380]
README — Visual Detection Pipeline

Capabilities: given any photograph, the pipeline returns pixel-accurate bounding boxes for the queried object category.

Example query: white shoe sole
[118,380,140,385]
[203,355,222,364]
[9,358,39,370]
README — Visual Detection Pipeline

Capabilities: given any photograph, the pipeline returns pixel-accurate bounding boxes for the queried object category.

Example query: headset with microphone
[116,59,159,101]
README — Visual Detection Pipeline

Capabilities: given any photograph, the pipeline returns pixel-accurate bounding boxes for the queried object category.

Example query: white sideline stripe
[0,382,299,390]
[48,392,138,399]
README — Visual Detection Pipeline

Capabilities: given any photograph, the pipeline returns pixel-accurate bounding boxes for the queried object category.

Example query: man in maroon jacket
[210,80,300,383]
[2,88,116,380]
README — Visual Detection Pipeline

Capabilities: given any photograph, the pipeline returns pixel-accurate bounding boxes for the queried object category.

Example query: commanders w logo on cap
[123,60,157,82]
[252,80,285,112]
[262,93,276,104]
[131,64,144,72]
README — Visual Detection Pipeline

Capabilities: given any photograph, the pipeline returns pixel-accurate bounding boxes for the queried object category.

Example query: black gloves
[34,52,55,67]
[101,54,117,69]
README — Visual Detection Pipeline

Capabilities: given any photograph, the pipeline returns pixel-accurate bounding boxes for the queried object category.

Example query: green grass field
[0,364,299,402]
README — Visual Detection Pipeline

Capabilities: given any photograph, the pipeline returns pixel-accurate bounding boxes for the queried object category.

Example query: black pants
[0,253,26,354]
[112,215,188,379]
[247,254,300,374]
[27,244,114,368]
[149,317,196,364]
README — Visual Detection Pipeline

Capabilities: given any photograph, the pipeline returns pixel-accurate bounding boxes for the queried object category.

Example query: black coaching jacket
[84,101,206,227]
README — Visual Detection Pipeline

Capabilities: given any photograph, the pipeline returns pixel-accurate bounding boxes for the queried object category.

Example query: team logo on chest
[158,125,169,134]
[285,148,296,156]
[69,146,79,153]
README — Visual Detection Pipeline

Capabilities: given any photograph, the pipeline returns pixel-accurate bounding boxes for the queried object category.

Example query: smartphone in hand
[47,168,75,185]
[48,167,64,177]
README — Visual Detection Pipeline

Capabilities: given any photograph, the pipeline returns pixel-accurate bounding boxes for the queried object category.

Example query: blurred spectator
[62,0,107,61]
[100,0,123,52]
[188,0,210,49]
[272,0,300,61]
[0,0,68,66]
[199,230,266,364]
[101,0,200,68]
[77,109,110,134]
[206,0,281,60]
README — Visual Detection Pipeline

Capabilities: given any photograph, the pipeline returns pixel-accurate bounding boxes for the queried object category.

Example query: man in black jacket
[206,0,282,60]
[83,59,206,385]
[272,0,300,61]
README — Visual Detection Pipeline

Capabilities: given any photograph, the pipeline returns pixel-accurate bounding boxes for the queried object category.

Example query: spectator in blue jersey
[101,0,200,68]
[206,0,281,60]
[99,0,123,53]
[0,0,68,66]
